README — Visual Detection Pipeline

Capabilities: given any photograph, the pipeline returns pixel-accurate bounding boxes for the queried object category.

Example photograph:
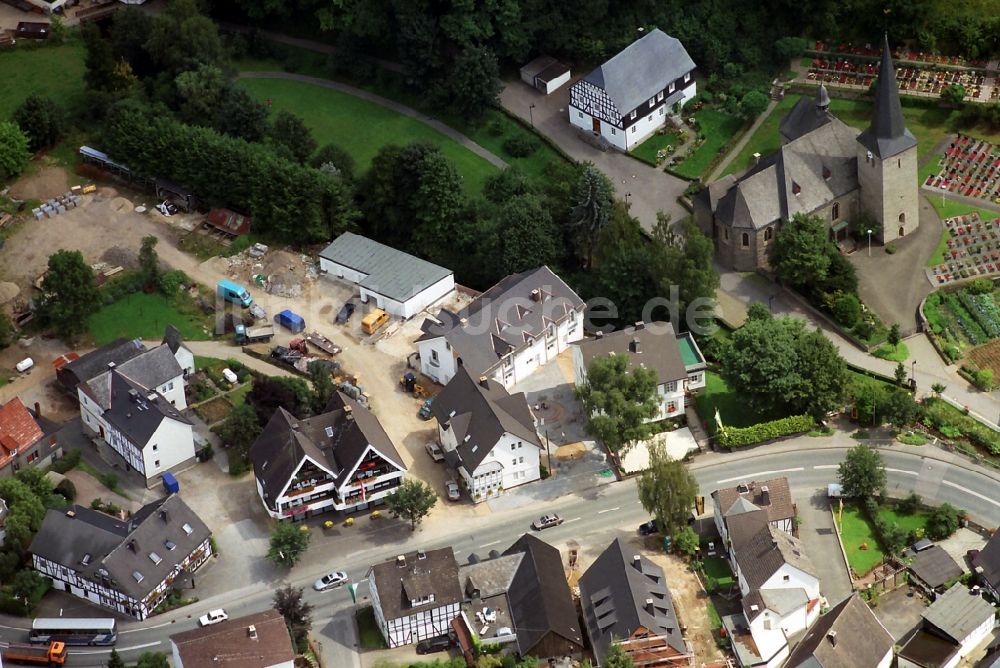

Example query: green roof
[677,334,705,368]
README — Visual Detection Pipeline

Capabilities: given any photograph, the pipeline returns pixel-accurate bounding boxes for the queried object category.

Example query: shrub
[90,497,103,510]
[98,472,118,490]
[54,479,76,501]
[502,135,539,157]
[926,503,963,540]
[885,243,897,254]
[539,464,550,480]
[975,368,994,391]
[897,493,921,514]
[854,320,875,340]
[968,278,994,295]
[157,270,188,295]
[486,118,504,136]
[717,415,815,448]
[831,292,862,328]
[49,449,82,474]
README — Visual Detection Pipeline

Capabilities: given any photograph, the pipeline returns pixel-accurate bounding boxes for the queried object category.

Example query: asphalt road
[4,445,999,666]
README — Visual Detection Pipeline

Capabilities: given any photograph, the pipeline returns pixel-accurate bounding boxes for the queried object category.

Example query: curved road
[4,442,997,666]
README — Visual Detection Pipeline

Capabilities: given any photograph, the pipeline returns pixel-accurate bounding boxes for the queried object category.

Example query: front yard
[631,128,685,165]
[835,502,933,577]
[694,371,786,434]
[673,109,744,179]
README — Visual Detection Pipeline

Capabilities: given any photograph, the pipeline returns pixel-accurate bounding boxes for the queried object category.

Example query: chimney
[752,152,761,165]
[530,289,541,302]
[632,554,642,570]
[645,598,655,614]
[595,331,604,339]
[827,630,837,647]
[736,482,749,495]
[248,625,258,640]
[344,405,354,422]
[417,550,427,560]
[33,402,40,418]
[397,554,406,568]
[159,509,169,523]
[631,337,642,354]
[478,376,490,389]
[634,321,645,330]
[127,539,137,553]
[108,362,116,369]
[760,485,770,506]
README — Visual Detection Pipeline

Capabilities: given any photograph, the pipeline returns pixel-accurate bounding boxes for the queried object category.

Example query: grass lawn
[872,342,909,361]
[228,383,252,406]
[878,506,928,536]
[706,601,722,631]
[355,606,387,650]
[455,108,571,184]
[676,110,745,179]
[88,292,212,346]
[722,96,798,177]
[835,504,885,577]
[0,42,87,120]
[630,128,684,165]
[928,197,1000,223]
[928,228,950,267]
[702,557,735,587]
[695,371,785,433]
[237,77,498,196]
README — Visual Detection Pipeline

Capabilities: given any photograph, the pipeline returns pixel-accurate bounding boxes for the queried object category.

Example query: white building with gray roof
[319,232,454,319]
[898,584,997,668]
[569,28,695,151]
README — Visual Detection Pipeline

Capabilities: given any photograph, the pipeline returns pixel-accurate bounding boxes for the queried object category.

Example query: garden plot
[923,285,1000,356]
[926,213,1000,285]
[968,338,1000,377]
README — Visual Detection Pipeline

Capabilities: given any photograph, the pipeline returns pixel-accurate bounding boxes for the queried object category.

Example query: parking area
[796,490,854,605]
[874,587,928,641]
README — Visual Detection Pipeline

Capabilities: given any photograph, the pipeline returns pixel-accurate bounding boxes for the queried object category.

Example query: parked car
[532,514,563,531]
[198,609,229,627]
[313,571,349,591]
[638,520,657,536]
[415,635,452,655]
[418,397,434,420]
[707,541,717,557]
[445,480,460,501]
[425,441,444,462]
[336,301,357,325]
[275,309,306,334]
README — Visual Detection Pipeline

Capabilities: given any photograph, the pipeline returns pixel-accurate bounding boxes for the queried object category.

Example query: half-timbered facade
[569,29,696,151]
[29,495,213,620]
[250,394,406,520]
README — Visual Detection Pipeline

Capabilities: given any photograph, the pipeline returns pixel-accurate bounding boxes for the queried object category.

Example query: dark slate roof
[580,29,695,116]
[779,86,834,143]
[60,338,145,388]
[784,594,893,668]
[857,35,917,159]
[898,629,958,668]
[503,534,583,656]
[249,394,405,508]
[713,478,795,527]
[910,545,964,589]
[161,324,189,355]
[727,509,815,591]
[431,367,539,475]
[319,232,452,302]
[579,537,686,665]
[576,322,687,386]
[973,531,1000,589]
[170,608,294,668]
[88,371,190,447]
[922,584,996,643]
[417,266,584,378]
[29,495,211,603]
[370,547,462,621]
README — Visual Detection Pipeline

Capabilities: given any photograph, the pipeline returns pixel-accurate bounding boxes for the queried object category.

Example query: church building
[694,36,918,272]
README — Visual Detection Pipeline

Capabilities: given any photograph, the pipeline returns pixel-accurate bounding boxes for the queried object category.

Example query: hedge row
[718,414,816,448]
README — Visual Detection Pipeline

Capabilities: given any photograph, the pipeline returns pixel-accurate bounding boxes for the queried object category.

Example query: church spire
[857,34,917,159]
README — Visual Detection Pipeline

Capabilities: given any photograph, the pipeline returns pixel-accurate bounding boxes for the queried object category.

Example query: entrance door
[592,118,600,133]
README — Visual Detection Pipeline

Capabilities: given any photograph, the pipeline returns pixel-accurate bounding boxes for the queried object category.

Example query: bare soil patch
[7,166,70,201]
[969,338,1000,376]
[194,396,234,425]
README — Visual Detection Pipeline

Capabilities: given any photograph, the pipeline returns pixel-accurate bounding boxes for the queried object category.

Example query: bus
[29,618,118,646]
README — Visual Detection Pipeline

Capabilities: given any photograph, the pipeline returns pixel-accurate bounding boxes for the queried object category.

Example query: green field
[88,292,212,345]
[676,110,745,179]
[238,77,498,195]
[721,96,798,177]
[835,504,885,577]
[0,42,87,120]
[695,371,784,434]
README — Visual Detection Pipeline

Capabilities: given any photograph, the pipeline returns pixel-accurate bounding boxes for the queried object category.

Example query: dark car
[336,301,357,325]
[416,635,452,655]
[638,520,657,536]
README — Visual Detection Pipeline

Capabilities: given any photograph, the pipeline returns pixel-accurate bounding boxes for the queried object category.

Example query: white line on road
[598,507,620,514]
[886,467,919,476]
[942,480,1000,508]
[73,641,162,654]
[716,468,803,484]
[121,620,174,633]
[813,465,839,470]
[479,540,501,548]
[564,517,582,524]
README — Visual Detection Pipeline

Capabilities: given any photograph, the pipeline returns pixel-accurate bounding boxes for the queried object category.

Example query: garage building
[318,233,454,319]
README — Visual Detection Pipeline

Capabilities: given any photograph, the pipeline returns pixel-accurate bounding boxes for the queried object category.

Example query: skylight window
[149,552,163,565]
[325,426,334,438]
[165,540,177,551]
[182,523,193,535]
[81,553,92,566]
[132,571,144,583]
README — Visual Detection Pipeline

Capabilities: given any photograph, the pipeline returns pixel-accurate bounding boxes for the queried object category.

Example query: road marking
[716,468,803,484]
[598,507,620,514]
[813,465,839,470]
[0,624,29,632]
[886,467,919,476]
[564,517,582,524]
[121,620,173,633]
[73,641,162,654]
[942,480,1000,508]
[479,540,501,548]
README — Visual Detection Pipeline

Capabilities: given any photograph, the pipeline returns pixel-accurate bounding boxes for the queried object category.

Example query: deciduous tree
[135,652,170,668]
[771,213,832,288]
[0,122,30,180]
[13,95,65,152]
[215,403,262,451]
[212,86,269,142]
[576,354,659,453]
[739,90,769,119]
[311,143,355,181]
[838,444,886,500]
[139,236,159,286]
[267,522,310,567]
[273,584,313,642]
[38,250,100,342]
[440,45,501,119]
[879,390,921,429]
[491,194,559,276]
[637,443,698,537]
[603,640,635,668]
[269,111,317,165]
[673,526,700,558]
[926,503,964,540]
[385,479,437,530]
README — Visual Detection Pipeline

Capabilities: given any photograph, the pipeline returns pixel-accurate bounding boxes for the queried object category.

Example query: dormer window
[648,97,655,108]
[657,92,664,102]
[684,72,691,83]
[668,82,675,93]
[823,166,831,180]
[792,182,801,196]
[132,571,144,583]
[630,110,637,120]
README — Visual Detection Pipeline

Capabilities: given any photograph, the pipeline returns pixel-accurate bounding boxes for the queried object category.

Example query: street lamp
[867,229,873,257]
[529,104,536,128]
[911,360,917,386]
[625,192,632,207]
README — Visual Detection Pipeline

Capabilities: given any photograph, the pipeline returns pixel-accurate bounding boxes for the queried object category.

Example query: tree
[215,403,262,451]
[653,218,720,327]
[576,354,659,453]
[38,250,101,342]
[8,569,44,600]
[212,86,269,142]
[13,95,65,152]
[894,362,907,386]
[311,143,355,181]
[135,652,170,668]
[739,90,769,119]
[926,503,964,540]
[746,302,771,321]
[491,194,560,276]
[385,479,437,529]
[267,522,310,567]
[440,45,502,119]
[248,376,313,424]
[673,526,700,558]
[273,584,313,642]
[887,323,901,349]
[931,382,946,396]
[0,121,31,180]
[569,164,616,267]
[790,328,849,419]
[830,292,861,328]
[637,443,698,537]
[307,360,336,414]
[879,390,921,430]
[0,477,47,547]
[0,312,13,349]
[838,444,886,500]
[269,111,317,165]
[175,64,227,124]
[603,641,634,668]
[770,214,832,288]
[107,649,126,668]
[941,84,967,106]
[139,235,159,286]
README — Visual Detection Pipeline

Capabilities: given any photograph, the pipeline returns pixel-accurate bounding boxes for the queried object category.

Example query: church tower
[856,36,919,241]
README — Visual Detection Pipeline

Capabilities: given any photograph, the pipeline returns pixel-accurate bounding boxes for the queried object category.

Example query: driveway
[873,587,927,641]
[500,78,689,231]
[796,490,853,605]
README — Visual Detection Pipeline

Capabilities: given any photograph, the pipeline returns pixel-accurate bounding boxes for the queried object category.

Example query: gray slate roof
[88,345,183,406]
[922,584,996,643]
[857,36,917,159]
[784,594,894,668]
[431,367,538,475]
[576,322,687,386]
[910,545,964,590]
[161,324,190,356]
[29,494,211,603]
[370,547,462,621]
[459,553,523,599]
[84,371,190,448]
[779,86,834,143]
[417,266,584,378]
[319,232,452,303]
[727,509,816,591]
[579,537,686,666]
[59,338,145,389]
[581,28,695,116]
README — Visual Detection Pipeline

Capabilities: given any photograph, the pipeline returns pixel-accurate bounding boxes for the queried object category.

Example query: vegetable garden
[923,277,1000,363]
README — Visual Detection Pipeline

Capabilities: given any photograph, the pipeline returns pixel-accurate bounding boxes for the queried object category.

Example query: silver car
[314,570,349,591]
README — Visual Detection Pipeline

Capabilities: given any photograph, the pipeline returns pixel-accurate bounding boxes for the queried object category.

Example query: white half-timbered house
[29,494,212,620]
[569,28,696,151]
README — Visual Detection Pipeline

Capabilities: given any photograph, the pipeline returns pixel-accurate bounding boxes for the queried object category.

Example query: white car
[314,570,349,591]
[425,441,444,462]
[198,609,228,627]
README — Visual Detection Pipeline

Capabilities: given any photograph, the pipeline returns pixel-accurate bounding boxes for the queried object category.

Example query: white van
[15,358,34,373]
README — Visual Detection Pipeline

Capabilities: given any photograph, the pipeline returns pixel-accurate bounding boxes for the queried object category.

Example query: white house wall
[156,376,187,411]
[951,614,998,668]
[174,347,196,378]
[368,570,461,648]
[748,612,790,668]
[140,418,195,479]
[574,346,685,422]
[543,70,571,94]
[320,259,369,285]
[419,337,458,386]
[361,274,454,319]
[760,565,821,602]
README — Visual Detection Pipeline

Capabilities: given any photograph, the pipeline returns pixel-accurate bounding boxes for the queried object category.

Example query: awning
[831,220,849,232]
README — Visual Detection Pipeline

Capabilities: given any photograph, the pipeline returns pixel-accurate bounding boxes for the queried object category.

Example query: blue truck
[217,279,253,308]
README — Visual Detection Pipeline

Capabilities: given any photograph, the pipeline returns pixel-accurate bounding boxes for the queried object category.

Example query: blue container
[162,472,180,494]
[275,309,306,334]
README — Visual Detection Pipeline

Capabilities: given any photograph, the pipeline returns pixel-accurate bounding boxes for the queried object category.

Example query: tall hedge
[718,414,816,448]
[101,101,358,244]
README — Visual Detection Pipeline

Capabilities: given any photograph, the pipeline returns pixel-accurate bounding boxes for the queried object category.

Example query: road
[4,441,997,666]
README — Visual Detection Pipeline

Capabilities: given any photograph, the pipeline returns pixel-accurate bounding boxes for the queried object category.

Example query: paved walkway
[237,72,509,170]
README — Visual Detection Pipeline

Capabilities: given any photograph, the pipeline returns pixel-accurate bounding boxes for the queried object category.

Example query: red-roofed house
[0,398,61,475]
